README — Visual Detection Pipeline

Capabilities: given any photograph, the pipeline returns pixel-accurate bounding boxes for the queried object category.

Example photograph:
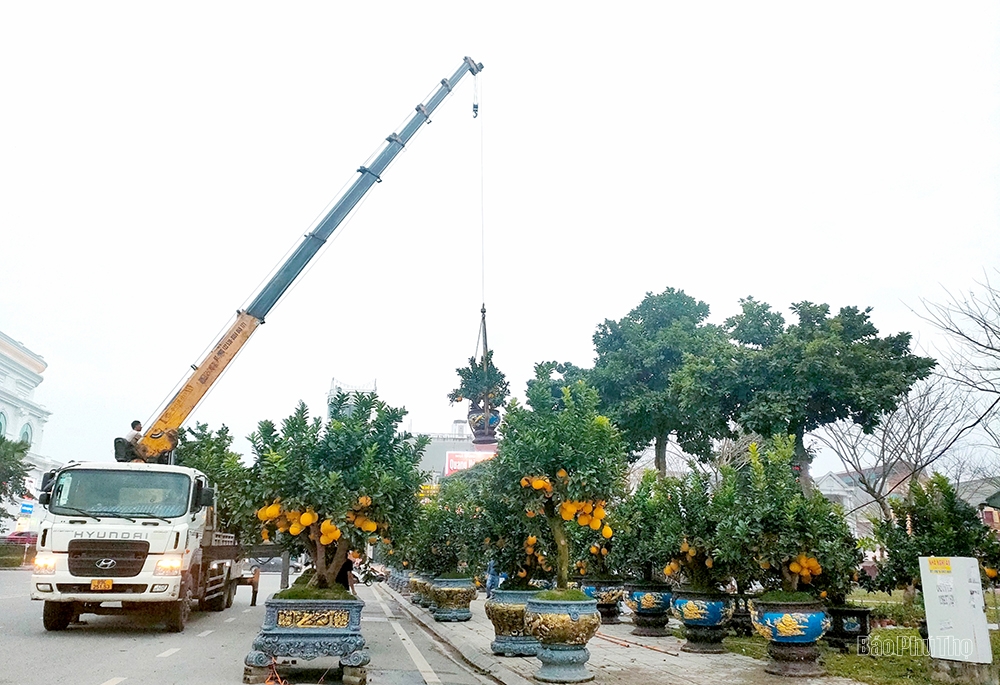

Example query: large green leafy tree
[674,298,936,489]
[175,424,257,547]
[0,437,29,524]
[250,394,428,589]
[590,288,720,474]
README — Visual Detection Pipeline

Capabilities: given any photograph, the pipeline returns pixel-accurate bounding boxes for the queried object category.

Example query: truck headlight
[154,557,184,576]
[34,554,57,575]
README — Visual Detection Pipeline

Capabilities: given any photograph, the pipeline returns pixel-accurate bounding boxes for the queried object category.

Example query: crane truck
[29,57,484,632]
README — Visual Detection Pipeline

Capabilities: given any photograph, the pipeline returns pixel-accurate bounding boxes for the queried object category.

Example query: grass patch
[273,583,354,601]
[723,628,999,685]
[536,589,590,602]
[723,634,769,659]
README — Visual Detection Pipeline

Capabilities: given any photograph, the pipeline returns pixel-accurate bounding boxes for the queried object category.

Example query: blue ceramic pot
[751,599,829,644]
[623,582,672,637]
[672,589,734,654]
[751,598,829,677]
[579,578,624,624]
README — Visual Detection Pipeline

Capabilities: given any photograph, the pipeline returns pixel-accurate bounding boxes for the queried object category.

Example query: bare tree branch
[919,271,1000,395]
[816,376,988,519]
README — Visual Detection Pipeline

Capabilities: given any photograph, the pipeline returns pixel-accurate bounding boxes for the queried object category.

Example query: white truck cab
[31,461,241,632]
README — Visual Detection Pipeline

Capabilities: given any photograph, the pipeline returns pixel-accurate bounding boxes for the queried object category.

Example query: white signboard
[919,556,993,664]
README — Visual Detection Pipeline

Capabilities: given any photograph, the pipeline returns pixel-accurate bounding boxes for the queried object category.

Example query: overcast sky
[2,2,998,476]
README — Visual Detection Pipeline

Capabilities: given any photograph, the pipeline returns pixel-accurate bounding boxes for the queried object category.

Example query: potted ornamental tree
[242,396,427,680]
[479,459,551,657]
[655,468,736,653]
[418,476,482,622]
[614,471,674,636]
[492,364,627,683]
[449,350,509,443]
[862,474,1000,644]
[715,437,857,677]
[570,514,625,625]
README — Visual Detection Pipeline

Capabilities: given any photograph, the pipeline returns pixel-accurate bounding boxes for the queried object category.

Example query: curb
[379,584,535,685]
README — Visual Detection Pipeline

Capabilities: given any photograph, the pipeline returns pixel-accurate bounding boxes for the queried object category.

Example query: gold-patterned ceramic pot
[751,598,829,677]
[672,588,734,654]
[623,581,673,637]
[430,577,477,622]
[485,589,542,656]
[579,578,624,624]
[524,597,601,683]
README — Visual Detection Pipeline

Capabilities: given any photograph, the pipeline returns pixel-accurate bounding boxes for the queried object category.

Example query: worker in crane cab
[114,420,151,463]
[125,420,143,446]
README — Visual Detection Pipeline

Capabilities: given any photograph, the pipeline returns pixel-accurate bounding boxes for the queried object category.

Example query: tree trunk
[547,512,570,590]
[655,434,667,478]
[794,426,814,494]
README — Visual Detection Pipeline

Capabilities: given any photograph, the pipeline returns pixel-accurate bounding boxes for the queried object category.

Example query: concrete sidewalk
[376,584,863,685]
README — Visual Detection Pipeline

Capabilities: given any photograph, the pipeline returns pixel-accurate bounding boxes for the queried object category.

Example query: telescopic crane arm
[139,57,484,459]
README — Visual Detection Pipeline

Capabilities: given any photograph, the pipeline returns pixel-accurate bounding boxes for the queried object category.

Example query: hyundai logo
[95,558,117,570]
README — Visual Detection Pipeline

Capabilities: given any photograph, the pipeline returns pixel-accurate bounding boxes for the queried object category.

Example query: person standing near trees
[336,552,357,594]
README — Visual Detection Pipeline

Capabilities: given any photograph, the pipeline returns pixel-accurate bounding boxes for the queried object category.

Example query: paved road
[0,569,490,685]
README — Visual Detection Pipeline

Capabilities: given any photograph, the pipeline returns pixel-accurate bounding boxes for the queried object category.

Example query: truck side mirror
[40,469,56,493]
[39,492,50,506]
[199,487,215,508]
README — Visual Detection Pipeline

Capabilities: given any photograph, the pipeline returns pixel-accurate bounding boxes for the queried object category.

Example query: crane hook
[472,103,479,118]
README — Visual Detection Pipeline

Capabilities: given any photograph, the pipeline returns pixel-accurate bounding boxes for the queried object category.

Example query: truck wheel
[43,601,74,631]
[225,580,236,609]
[165,583,192,632]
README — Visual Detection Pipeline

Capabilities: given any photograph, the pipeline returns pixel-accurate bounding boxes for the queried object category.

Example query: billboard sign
[445,451,495,476]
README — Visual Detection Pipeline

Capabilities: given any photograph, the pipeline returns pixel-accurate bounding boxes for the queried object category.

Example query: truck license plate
[91,579,113,590]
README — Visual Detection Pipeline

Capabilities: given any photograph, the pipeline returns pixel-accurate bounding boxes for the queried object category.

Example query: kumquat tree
[249,395,428,591]
[713,437,861,600]
[493,363,628,590]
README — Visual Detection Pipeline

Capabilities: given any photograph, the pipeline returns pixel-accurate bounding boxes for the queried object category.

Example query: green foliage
[593,470,662,581]
[714,437,862,599]
[493,363,628,589]
[249,395,428,589]
[673,298,936,476]
[410,475,484,576]
[175,423,257,547]
[478,459,554,583]
[590,287,720,459]
[863,473,1000,593]
[653,468,736,592]
[0,437,29,522]
[448,350,509,408]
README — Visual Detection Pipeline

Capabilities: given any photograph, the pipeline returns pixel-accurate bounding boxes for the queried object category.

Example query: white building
[0,330,60,533]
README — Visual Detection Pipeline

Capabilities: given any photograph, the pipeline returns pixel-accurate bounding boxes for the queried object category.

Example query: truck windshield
[50,470,191,519]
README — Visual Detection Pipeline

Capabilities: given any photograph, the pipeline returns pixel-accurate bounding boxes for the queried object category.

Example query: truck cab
[31,461,241,632]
